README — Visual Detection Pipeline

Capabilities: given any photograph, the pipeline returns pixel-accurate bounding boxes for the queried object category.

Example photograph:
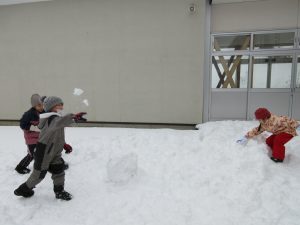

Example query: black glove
[73,112,87,122]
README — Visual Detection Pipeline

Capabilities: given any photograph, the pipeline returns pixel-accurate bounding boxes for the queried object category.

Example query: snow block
[107,153,138,184]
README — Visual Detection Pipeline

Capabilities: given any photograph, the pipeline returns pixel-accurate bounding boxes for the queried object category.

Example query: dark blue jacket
[20,107,41,130]
[20,108,44,145]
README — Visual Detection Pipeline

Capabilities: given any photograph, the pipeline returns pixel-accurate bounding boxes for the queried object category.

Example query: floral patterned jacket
[246,114,299,138]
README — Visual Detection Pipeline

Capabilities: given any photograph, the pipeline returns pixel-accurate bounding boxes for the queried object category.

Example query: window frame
[250,54,294,89]
[211,29,298,90]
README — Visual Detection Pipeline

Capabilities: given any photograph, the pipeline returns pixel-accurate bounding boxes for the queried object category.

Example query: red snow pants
[266,133,293,160]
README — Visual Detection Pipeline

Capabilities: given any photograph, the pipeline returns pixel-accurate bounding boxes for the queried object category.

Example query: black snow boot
[14,183,34,198]
[15,166,31,174]
[270,157,283,163]
[54,185,72,201]
[55,191,72,201]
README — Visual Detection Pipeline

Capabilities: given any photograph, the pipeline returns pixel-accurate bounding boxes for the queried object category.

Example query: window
[212,55,249,88]
[252,56,292,88]
[212,31,296,89]
[253,32,295,50]
[213,35,250,52]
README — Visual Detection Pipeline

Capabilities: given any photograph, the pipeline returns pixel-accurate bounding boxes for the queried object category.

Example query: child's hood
[38,112,62,129]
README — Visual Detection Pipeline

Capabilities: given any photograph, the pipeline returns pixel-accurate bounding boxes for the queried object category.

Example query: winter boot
[270,157,283,163]
[54,185,72,201]
[14,183,34,198]
[15,165,31,174]
[55,190,72,201]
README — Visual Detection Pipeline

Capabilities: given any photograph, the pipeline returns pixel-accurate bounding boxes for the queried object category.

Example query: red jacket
[23,130,40,145]
[246,114,299,138]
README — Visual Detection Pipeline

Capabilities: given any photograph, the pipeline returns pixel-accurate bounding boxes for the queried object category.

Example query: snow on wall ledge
[1,120,300,225]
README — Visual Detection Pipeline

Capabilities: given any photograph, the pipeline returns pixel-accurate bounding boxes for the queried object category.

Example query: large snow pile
[1,121,300,225]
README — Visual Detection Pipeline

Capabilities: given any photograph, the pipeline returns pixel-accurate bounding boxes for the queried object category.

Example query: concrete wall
[0,0,206,124]
[211,0,299,32]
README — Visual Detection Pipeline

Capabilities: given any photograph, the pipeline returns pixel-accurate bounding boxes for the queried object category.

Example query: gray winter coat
[38,112,74,156]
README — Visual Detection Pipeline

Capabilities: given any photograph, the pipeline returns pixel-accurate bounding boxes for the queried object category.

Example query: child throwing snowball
[237,108,299,163]
[14,96,87,201]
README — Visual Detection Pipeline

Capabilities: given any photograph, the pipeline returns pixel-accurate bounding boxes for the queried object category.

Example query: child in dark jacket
[14,96,86,201]
[15,94,44,174]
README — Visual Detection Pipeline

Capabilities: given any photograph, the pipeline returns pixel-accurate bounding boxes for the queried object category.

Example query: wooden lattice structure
[212,36,250,88]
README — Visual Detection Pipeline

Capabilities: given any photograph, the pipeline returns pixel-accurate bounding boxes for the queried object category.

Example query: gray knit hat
[43,96,64,112]
[31,94,42,107]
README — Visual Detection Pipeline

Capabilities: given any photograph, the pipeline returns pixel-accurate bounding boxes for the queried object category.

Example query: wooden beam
[214,36,250,88]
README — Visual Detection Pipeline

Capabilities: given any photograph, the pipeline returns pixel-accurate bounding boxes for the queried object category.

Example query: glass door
[209,30,298,121]
[247,54,294,119]
[210,34,250,120]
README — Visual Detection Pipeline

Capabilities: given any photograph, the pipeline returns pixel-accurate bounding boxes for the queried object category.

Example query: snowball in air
[83,99,89,106]
[73,88,84,96]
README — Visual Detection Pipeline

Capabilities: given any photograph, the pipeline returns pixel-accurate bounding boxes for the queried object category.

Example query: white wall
[0,0,206,124]
[211,0,299,32]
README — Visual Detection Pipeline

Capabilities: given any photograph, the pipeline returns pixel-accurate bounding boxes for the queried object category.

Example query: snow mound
[107,153,138,184]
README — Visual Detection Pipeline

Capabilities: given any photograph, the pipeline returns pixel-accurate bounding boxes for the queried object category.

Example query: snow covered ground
[1,121,300,225]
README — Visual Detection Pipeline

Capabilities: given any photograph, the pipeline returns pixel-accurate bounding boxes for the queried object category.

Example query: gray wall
[212,0,299,32]
[0,0,206,124]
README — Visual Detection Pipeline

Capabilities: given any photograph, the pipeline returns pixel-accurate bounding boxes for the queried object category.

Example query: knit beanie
[43,96,64,112]
[255,108,271,120]
[31,94,42,107]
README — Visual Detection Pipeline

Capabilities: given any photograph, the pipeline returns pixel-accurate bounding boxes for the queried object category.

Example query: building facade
[0,0,299,125]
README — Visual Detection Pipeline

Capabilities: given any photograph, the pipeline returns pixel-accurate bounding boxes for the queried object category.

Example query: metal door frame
[209,29,300,121]
[290,28,300,118]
